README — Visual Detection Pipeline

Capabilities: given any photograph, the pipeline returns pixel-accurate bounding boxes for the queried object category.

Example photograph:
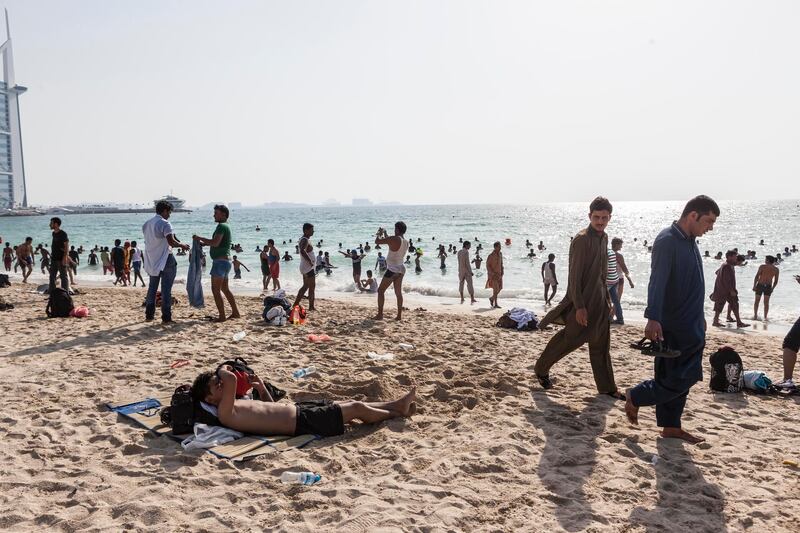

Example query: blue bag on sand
[743,371,772,393]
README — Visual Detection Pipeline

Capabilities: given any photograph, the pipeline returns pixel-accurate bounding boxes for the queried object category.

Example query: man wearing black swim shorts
[192,366,416,437]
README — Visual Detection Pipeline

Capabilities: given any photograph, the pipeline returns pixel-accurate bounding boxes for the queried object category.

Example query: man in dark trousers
[625,195,720,444]
[533,197,623,399]
[49,217,70,292]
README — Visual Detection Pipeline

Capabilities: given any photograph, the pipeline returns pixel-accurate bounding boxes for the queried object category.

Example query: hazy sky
[6,0,800,206]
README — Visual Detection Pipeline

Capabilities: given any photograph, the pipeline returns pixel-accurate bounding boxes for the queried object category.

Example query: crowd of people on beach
[2,195,798,443]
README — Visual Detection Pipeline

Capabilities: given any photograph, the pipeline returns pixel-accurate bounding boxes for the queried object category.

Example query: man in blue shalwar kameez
[625,196,720,444]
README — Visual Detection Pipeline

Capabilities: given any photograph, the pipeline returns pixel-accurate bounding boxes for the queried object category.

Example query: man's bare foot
[661,427,705,444]
[228,313,241,319]
[736,322,750,328]
[394,314,402,321]
[460,298,465,304]
[712,321,723,327]
[396,388,417,416]
[470,299,477,304]
[625,388,638,425]
[371,314,384,320]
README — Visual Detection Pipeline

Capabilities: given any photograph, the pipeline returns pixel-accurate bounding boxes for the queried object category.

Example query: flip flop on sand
[630,338,682,359]
[307,334,332,343]
[170,359,191,369]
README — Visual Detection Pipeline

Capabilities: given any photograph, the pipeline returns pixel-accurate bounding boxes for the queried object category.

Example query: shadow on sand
[526,392,614,532]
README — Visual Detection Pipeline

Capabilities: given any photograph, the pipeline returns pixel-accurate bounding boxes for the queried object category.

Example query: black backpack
[46,288,74,318]
[709,347,744,392]
[159,384,220,434]
[0,274,10,288]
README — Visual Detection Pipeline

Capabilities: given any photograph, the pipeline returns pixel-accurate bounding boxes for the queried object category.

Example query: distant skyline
[5,0,800,206]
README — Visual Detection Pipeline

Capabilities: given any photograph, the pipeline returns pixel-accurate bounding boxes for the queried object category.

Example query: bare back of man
[753,262,779,320]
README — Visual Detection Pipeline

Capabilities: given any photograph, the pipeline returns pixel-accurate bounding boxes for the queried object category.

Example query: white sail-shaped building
[0,9,27,209]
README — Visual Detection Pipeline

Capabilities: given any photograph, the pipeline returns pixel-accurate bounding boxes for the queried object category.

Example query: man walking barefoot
[625,195,720,444]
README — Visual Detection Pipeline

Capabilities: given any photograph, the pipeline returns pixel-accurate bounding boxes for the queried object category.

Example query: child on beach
[232,256,250,279]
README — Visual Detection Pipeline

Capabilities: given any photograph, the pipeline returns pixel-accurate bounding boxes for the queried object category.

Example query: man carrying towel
[533,197,623,399]
[625,195,720,444]
[143,201,189,323]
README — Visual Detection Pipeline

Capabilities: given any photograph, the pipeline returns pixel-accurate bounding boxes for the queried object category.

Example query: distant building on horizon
[0,10,27,209]
[352,198,373,206]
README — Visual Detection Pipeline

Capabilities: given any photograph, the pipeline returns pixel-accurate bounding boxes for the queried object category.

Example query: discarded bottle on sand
[280,471,321,485]
[232,331,247,342]
[292,366,317,379]
[398,343,414,350]
[367,352,395,361]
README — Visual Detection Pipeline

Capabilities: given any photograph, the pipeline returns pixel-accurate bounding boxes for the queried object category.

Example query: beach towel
[186,240,204,308]
[107,396,318,461]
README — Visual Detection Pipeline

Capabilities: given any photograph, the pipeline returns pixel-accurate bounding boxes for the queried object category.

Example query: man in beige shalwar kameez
[534,197,624,399]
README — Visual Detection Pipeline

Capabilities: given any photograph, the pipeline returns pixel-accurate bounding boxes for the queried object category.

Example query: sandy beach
[0,284,798,532]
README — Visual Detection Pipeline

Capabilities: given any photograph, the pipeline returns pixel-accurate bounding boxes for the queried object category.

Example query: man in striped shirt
[607,247,623,324]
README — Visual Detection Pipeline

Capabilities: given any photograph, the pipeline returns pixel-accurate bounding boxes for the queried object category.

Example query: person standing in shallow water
[485,242,504,308]
[626,195,721,444]
[533,197,623,400]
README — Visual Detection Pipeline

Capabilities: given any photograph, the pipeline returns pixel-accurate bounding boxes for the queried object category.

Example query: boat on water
[154,194,186,209]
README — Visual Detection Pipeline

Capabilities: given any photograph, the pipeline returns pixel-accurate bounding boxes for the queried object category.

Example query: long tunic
[645,222,706,381]
[539,225,609,338]
[710,263,736,303]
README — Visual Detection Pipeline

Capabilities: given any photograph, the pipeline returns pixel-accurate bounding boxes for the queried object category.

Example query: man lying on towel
[192,365,416,437]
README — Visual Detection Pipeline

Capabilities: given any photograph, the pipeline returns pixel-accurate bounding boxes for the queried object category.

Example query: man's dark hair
[303,222,313,232]
[25,236,32,242]
[463,241,471,248]
[611,237,623,247]
[268,239,274,246]
[493,241,501,248]
[681,195,720,219]
[191,372,214,404]
[548,253,555,261]
[366,269,373,276]
[155,201,173,215]
[589,196,613,214]
[115,239,121,246]
[131,240,137,247]
[395,221,407,235]
[50,217,62,226]
[70,245,75,250]
[766,255,776,264]
[214,204,230,220]
[726,250,737,258]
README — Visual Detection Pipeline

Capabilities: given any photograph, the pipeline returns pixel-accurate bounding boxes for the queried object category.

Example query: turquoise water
[2,201,799,325]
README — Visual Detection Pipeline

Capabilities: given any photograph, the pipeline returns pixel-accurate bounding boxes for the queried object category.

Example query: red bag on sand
[70,306,90,318]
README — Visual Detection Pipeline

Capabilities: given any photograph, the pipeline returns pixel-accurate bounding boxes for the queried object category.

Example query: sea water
[1,201,798,325]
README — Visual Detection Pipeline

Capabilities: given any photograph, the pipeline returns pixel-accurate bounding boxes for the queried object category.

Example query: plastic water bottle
[280,471,321,485]
[292,365,317,379]
[398,343,414,350]
[367,352,395,361]
[232,331,247,342]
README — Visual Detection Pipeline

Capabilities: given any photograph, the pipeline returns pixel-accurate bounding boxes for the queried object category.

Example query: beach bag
[46,288,74,318]
[215,357,286,401]
[709,347,744,392]
[0,274,9,287]
[496,313,519,329]
[290,305,307,325]
[264,306,288,326]
[159,384,220,434]
[742,371,773,393]
[263,295,291,313]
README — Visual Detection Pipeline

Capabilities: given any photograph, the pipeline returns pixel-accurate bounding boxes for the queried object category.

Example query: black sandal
[630,338,682,358]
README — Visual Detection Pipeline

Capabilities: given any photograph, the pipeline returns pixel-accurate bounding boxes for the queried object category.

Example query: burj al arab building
[0,10,26,209]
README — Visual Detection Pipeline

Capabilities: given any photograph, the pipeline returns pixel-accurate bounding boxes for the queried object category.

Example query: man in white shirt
[142,201,189,323]
[457,241,477,304]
